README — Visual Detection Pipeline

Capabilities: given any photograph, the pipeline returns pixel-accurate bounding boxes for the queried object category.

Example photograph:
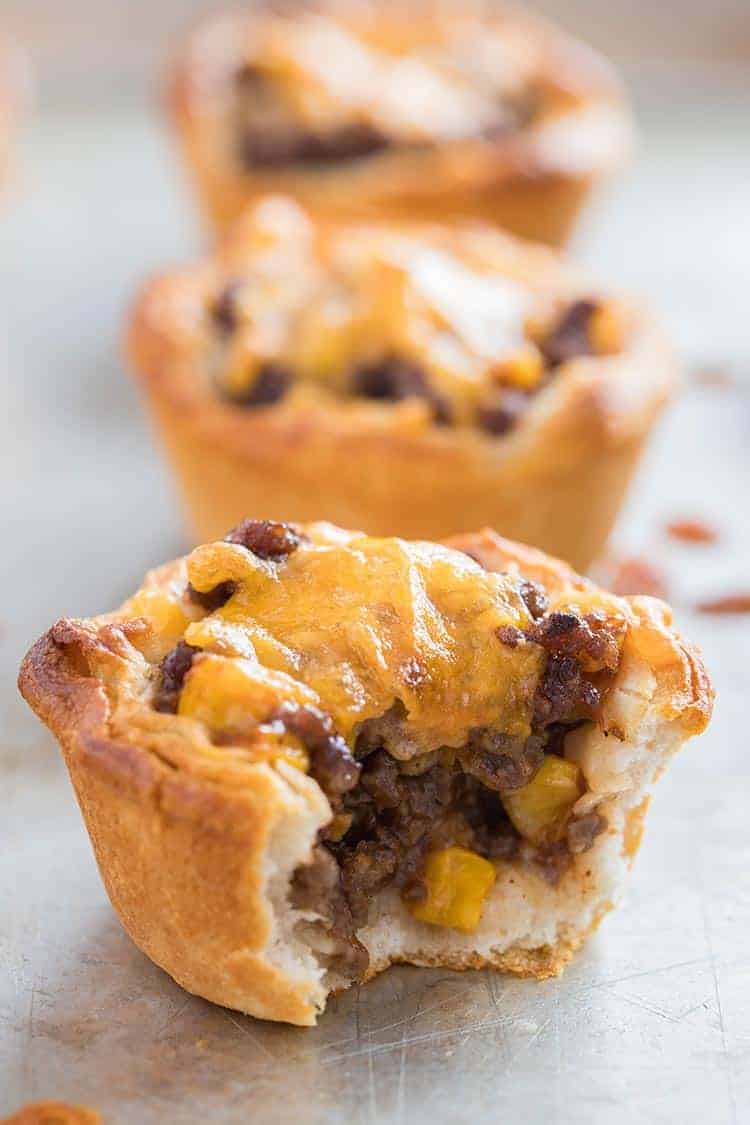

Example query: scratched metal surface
[1,75,749,1123]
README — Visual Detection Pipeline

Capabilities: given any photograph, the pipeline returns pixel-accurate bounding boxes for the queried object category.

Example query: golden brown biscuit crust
[168,2,632,244]
[18,529,712,1026]
[128,213,675,570]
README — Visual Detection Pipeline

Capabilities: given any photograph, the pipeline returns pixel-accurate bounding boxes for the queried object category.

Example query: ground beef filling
[327,753,523,924]
[291,604,616,978]
[352,355,452,424]
[156,579,617,979]
[540,299,599,368]
[477,389,534,437]
[232,64,392,169]
[270,701,361,797]
[209,284,608,435]
[222,364,293,409]
[240,119,392,169]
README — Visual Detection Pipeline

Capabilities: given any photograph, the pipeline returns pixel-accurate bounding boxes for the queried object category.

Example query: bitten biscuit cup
[18,527,713,1026]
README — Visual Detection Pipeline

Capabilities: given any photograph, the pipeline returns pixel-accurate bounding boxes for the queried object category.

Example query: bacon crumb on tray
[690,364,734,388]
[603,556,669,600]
[696,593,750,615]
[665,519,719,545]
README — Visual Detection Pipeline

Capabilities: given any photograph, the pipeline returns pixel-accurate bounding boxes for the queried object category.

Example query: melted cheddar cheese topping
[179,525,543,754]
[209,199,626,427]
[237,10,541,145]
[115,523,630,933]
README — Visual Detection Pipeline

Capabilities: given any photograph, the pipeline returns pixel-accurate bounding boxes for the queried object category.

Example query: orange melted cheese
[210,200,626,426]
[172,524,544,755]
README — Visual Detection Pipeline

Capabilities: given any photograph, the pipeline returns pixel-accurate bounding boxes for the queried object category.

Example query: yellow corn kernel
[502,755,583,845]
[361,255,412,349]
[489,345,544,390]
[221,346,266,398]
[123,589,191,645]
[293,301,361,387]
[588,302,624,356]
[408,846,496,933]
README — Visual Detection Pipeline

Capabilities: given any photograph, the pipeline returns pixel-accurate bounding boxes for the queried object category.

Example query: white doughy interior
[261,762,333,1015]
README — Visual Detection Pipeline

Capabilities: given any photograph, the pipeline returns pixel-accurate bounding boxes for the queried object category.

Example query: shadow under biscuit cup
[127,198,675,572]
[168,2,634,245]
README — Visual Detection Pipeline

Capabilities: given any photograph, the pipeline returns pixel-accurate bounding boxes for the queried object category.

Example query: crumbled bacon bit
[225,519,303,560]
[695,593,750,615]
[665,518,719,544]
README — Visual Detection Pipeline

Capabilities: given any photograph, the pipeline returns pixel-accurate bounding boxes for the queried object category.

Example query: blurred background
[2,0,748,607]
[2,3,749,1120]
[4,0,750,90]
[3,0,750,353]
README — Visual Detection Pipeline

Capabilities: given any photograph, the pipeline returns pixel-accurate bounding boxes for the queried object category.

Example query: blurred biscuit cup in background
[127,198,674,571]
[168,2,633,245]
[0,38,30,196]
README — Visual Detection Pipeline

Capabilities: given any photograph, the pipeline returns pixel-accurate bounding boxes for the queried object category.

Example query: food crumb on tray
[665,518,719,544]
[597,555,669,600]
[695,592,750,615]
